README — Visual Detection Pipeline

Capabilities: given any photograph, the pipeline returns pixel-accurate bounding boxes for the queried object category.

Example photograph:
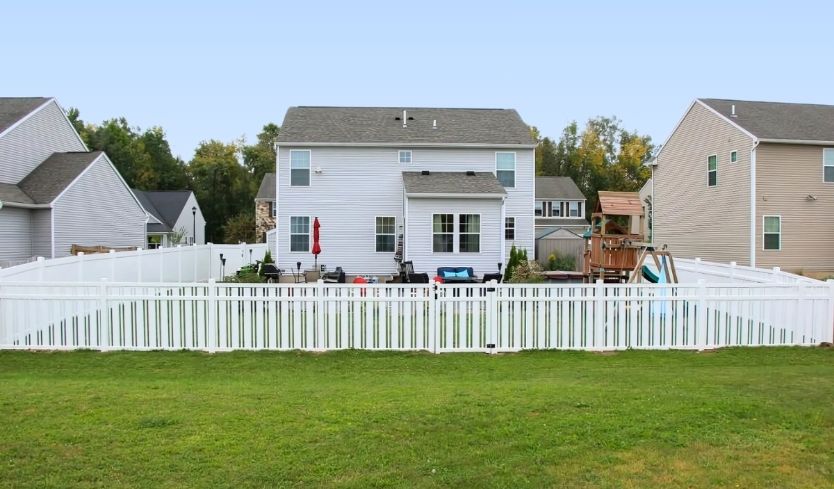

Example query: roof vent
[731,104,737,117]
[402,110,407,128]
[433,119,437,129]
[421,170,430,176]
[466,170,476,176]
[394,116,401,121]
[407,116,414,120]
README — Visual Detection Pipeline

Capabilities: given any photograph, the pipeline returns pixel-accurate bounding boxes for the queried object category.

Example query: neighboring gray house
[652,98,834,274]
[535,176,590,236]
[0,97,147,266]
[255,172,276,243]
[133,189,206,248]
[272,107,536,277]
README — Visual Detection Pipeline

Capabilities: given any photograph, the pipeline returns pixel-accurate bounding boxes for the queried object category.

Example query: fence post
[177,245,183,283]
[697,279,708,349]
[771,267,781,284]
[192,246,198,282]
[137,248,143,282]
[594,279,604,349]
[207,278,217,352]
[316,279,325,350]
[207,242,214,280]
[109,250,116,281]
[729,261,736,282]
[429,282,437,353]
[488,280,498,353]
[826,280,834,344]
[36,257,45,282]
[99,278,109,349]
[77,252,85,282]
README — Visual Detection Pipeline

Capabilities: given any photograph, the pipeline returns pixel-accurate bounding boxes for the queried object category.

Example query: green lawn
[1,348,833,488]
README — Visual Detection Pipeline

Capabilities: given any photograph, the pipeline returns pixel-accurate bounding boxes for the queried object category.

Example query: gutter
[750,139,760,268]
[277,141,538,149]
[405,192,506,199]
[0,200,52,210]
[757,138,834,146]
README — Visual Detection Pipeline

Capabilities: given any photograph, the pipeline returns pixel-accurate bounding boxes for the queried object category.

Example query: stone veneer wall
[255,200,275,243]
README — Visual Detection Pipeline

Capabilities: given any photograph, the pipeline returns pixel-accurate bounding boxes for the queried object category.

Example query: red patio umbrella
[312,217,321,270]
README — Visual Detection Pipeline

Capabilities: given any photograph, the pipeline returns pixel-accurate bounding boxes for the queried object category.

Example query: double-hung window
[708,155,717,187]
[375,217,396,252]
[763,216,781,251]
[432,214,454,252]
[730,150,738,163]
[290,216,310,252]
[459,214,480,252]
[290,150,311,186]
[496,152,516,188]
[398,150,412,164]
[505,217,515,240]
[824,148,834,182]
[534,201,543,217]
[569,201,579,217]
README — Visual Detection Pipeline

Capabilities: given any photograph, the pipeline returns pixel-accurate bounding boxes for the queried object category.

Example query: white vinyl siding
[0,207,32,265]
[290,216,310,252]
[375,216,395,252]
[290,150,311,187]
[763,216,781,251]
[169,193,206,246]
[496,152,516,188]
[52,155,146,257]
[0,100,86,184]
[31,209,52,258]
[823,148,834,183]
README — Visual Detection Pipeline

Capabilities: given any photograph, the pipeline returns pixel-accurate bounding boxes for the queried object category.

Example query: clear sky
[4,1,833,158]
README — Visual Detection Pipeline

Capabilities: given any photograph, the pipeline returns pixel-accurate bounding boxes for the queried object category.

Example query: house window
[398,150,412,164]
[824,148,834,182]
[505,217,515,240]
[290,216,310,252]
[550,201,561,217]
[708,155,717,187]
[375,217,396,252]
[432,214,454,252]
[569,201,579,217]
[496,152,516,188]
[534,201,543,217]
[731,151,738,163]
[763,216,781,251]
[290,150,311,186]
[459,214,480,252]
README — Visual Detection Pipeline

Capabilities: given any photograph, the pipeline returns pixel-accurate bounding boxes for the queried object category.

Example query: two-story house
[0,97,147,267]
[534,176,590,236]
[255,172,276,243]
[652,98,834,274]
[271,107,536,277]
[133,189,206,248]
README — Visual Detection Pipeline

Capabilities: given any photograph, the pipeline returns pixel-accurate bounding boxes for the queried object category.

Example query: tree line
[68,109,278,244]
[67,109,652,244]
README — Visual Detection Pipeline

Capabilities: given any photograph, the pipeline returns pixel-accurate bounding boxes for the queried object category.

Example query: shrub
[508,260,544,283]
[504,245,528,282]
[222,271,265,283]
[263,250,274,264]
[547,252,576,271]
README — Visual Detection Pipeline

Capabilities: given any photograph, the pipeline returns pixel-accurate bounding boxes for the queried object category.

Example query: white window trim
[534,201,544,217]
[289,149,311,187]
[730,150,738,163]
[762,215,781,252]
[432,213,455,254]
[374,216,396,253]
[288,215,311,253]
[458,213,481,253]
[569,201,580,217]
[707,154,717,187]
[823,148,834,183]
[495,151,517,189]
[505,216,515,240]
[398,150,412,164]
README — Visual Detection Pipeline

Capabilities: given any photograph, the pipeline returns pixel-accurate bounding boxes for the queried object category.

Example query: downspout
[500,197,507,266]
[274,143,280,261]
[750,140,760,267]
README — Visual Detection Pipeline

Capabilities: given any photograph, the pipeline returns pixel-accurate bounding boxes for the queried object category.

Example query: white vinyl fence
[0,243,268,283]
[2,281,831,352]
[674,258,821,285]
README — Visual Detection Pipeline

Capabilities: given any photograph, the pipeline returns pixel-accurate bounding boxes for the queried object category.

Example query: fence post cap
[36,256,45,262]
[695,257,701,262]
[208,278,216,284]
[77,251,85,256]
[772,267,781,273]
[595,279,604,284]
[109,249,116,254]
[730,261,737,267]
[176,245,182,248]
[316,279,324,284]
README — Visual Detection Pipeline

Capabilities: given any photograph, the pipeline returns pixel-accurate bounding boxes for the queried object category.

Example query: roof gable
[277,107,535,146]
[256,173,275,200]
[0,97,52,135]
[535,176,585,200]
[17,151,102,204]
[133,190,193,228]
[698,98,834,142]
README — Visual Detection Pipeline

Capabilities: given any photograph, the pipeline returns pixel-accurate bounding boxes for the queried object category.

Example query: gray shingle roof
[0,182,35,204]
[699,98,834,142]
[535,176,585,200]
[402,171,507,196]
[256,172,275,200]
[0,97,51,134]
[17,151,102,204]
[277,107,535,146]
[133,190,193,229]
[535,218,590,228]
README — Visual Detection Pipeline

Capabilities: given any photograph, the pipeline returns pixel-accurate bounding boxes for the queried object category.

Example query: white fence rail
[2,281,831,352]
[0,243,268,283]
[674,258,821,285]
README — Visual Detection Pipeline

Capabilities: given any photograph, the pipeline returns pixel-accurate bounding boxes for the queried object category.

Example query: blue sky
[4,1,833,158]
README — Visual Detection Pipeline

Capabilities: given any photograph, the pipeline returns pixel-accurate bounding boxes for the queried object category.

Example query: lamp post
[191,206,197,245]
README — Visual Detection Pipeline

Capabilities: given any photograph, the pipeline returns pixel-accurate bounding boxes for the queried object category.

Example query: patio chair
[259,263,281,283]
[322,267,346,283]
[482,273,502,284]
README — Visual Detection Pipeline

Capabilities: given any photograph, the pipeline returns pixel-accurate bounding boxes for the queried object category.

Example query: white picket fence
[1,280,831,352]
[0,243,268,283]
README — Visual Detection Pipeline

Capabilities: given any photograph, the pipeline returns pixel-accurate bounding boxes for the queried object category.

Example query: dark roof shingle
[256,173,275,200]
[0,182,35,204]
[0,97,51,134]
[699,98,834,142]
[277,107,535,146]
[18,151,102,204]
[133,190,193,228]
[535,176,585,200]
[402,171,506,196]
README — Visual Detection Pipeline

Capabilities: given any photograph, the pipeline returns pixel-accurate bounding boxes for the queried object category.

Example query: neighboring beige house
[255,172,275,243]
[651,98,834,274]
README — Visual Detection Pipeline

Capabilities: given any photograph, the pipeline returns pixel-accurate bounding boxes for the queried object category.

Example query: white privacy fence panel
[0,243,268,283]
[674,258,820,285]
[2,281,831,352]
